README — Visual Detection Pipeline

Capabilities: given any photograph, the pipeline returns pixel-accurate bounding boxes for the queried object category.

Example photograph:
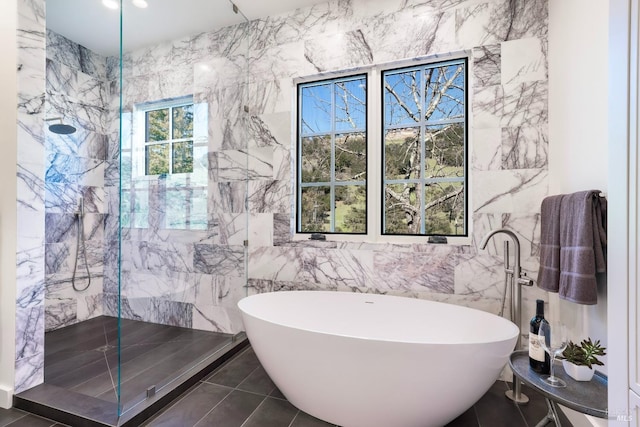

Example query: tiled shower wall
[40,18,253,335]
[44,30,110,331]
[17,0,551,393]
[107,19,252,333]
[16,0,46,394]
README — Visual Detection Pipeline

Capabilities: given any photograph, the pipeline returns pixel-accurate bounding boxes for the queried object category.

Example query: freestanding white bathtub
[238,291,519,427]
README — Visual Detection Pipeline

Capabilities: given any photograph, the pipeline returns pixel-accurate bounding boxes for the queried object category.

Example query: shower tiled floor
[3,342,574,427]
[13,316,241,426]
[43,316,232,407]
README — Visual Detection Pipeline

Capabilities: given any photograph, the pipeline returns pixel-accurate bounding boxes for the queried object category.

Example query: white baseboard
[0,385,13,409]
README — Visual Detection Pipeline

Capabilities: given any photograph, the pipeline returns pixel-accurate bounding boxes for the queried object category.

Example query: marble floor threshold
[13,316,248,427]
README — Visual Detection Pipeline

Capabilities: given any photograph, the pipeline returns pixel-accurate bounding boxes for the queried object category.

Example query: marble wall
[44,30,109,331]
[241,0,551,333]
[107,18,252,334]
[38,14,253,337]
[16,0,551,394]
[16,0,46,394]
[113,0,551,334]
[46,0,552,337]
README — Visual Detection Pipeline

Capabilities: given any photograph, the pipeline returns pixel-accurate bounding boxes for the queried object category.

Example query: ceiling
[46,0,329,57]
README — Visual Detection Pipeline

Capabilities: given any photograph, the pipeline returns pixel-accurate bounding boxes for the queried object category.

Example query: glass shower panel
[43,0,121,419]
[118,0,250,416]
[43,0,250,421]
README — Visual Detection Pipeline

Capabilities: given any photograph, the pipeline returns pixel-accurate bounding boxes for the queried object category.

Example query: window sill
[284,233,473,248]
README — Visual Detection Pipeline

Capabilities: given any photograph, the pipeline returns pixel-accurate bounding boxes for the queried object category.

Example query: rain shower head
[49,123,77,134]
[46,118,77,135]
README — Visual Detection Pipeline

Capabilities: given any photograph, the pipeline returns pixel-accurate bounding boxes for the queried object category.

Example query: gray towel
[537,195,563,293]
[537,191,607,305]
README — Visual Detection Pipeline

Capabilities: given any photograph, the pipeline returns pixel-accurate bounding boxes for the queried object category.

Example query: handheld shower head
[46,117,77,135]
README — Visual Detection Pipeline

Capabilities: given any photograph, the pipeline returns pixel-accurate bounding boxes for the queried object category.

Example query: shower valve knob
[517,273,534,286]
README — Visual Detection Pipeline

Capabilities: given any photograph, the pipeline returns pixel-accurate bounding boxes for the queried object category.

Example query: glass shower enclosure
[43,0,250,421]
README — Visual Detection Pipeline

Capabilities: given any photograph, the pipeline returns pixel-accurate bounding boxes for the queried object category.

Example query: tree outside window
[296,58,467,238]
[383,59,467,236]
[297,75,367,234]
[145,102,194,175]
[124,97,207,231]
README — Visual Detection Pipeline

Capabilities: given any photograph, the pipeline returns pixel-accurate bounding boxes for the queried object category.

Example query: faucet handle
[517,272,535,287]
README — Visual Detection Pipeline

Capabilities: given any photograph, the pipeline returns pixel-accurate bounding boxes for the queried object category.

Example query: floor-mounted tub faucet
[480,228,534,405]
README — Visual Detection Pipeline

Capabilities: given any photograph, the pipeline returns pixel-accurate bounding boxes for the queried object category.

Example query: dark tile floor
[3,343,574,427]
[0,408,68,427]
[142,346,573,427]
[43,316,232,410]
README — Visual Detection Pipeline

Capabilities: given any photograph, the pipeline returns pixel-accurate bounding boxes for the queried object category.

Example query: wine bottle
[529,299,550,374]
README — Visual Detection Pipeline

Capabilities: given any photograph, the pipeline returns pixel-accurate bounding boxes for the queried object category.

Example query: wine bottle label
[529,332,545,362]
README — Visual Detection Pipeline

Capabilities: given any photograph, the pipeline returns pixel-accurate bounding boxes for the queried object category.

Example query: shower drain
[94,344,115,352]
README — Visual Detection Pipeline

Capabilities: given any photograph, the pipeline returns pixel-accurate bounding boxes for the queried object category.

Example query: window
[143,98,194,175]
[382,59,467,236]
[297,75,367,234]
[123,96,208,231]
[296,58,467,239]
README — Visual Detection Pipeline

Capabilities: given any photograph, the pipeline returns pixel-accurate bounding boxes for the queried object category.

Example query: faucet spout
[479,227,520,252]
[479,227,522,314]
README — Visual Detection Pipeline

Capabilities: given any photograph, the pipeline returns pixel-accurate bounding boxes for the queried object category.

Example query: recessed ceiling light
[132,0,148,8]
[102,0,119,10]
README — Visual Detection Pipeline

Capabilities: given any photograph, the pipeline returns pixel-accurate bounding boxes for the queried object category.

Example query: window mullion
[378,69,386,238]
[419,67,426,235]
[168,106,174,175]
[369,70,377,241]
[297,85,303,232]
[330,82,336,233]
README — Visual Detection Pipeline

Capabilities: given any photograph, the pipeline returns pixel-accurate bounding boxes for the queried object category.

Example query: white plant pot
[562,360,595,381]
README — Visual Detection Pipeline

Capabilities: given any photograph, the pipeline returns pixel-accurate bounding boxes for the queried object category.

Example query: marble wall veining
[110,0,550,332]
[16,0,46,394]
[55,0,553,333]
[44,30,109,332]
[240,0,551,329]
[16,0,552,394]
[105,14,252,333]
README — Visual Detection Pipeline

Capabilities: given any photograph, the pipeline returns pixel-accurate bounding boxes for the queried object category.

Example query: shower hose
[72,208,91,292]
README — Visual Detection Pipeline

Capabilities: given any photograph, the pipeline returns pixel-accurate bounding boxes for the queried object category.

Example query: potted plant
[560,338,607,381]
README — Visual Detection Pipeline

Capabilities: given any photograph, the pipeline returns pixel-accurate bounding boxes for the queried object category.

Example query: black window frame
[296,74,369,235]
[380,58,468,237]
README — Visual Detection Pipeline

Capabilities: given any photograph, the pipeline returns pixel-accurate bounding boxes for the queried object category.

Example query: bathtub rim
[238,290,520,346]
